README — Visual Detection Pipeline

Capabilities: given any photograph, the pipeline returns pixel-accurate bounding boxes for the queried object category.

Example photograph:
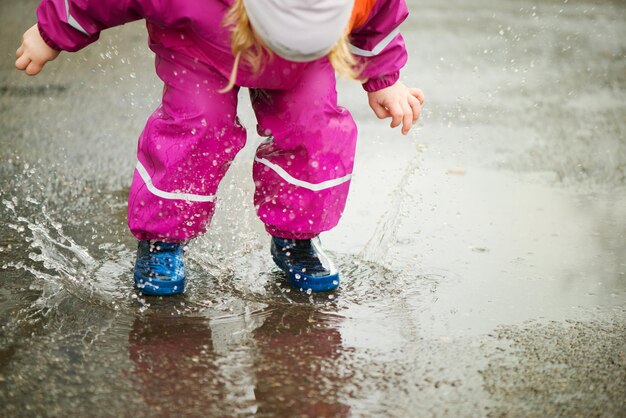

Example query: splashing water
[360,141,425,265]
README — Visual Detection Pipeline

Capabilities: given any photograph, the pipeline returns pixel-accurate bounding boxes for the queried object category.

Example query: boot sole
[272,256,340,293]
[134,274,185,296]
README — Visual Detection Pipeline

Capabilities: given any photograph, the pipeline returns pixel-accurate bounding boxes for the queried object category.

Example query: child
[16,0,424,296]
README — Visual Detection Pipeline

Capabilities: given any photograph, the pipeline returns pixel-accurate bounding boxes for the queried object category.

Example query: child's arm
[350,0,424,135]
[35,0,145,52]
[16,0,148,75]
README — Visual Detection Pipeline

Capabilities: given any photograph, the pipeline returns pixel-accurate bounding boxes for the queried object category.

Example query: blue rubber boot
[271,236,340,293]
[134,240,185,296]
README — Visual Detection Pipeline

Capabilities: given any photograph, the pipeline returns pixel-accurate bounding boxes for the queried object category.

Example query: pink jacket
[37,0,409,92]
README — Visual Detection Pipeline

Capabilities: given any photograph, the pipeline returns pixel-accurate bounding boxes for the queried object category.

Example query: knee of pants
[255,108,358,186]
[251,110,357,238]
[129,111,247,241]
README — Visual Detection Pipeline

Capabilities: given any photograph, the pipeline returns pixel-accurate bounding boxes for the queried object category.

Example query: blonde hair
[220,0,359,93]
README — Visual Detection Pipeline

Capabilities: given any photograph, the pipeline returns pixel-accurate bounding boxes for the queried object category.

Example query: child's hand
[367,81,425,135]
[15,24,60,76]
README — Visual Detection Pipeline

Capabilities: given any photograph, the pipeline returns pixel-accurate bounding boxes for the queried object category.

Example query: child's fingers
[401,101,413,135]
[408,95,422,123]
[370,101,390,120]
[410,88,425,105]
[15,54,30,71]
[25,61,43,76]
[16,45,24,58]
[387,102,404,128]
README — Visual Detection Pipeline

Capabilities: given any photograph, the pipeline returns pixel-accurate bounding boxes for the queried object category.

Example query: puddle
[1,0,625,415]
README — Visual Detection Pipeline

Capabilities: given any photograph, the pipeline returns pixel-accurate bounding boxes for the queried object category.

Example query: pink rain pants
[127,41,357,241]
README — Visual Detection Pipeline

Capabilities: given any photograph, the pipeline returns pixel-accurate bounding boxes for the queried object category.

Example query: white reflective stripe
[255,157,352,192]
[348,27,401,57]
[135,161,216,202]
[64,0,90,36]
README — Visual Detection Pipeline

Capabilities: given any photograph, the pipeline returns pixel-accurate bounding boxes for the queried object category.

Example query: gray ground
[1,0,625,417]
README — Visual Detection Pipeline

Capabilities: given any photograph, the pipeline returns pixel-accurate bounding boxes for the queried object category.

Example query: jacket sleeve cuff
[38,23,62,51]
[362,71,400,92]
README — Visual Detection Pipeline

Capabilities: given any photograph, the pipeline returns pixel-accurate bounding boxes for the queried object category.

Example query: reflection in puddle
[128,301,352,416]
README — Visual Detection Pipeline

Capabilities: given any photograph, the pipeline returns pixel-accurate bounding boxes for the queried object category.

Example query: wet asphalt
[1,0,625,417]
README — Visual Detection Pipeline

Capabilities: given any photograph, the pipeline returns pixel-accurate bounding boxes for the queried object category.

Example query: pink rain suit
[37,0,409,241]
